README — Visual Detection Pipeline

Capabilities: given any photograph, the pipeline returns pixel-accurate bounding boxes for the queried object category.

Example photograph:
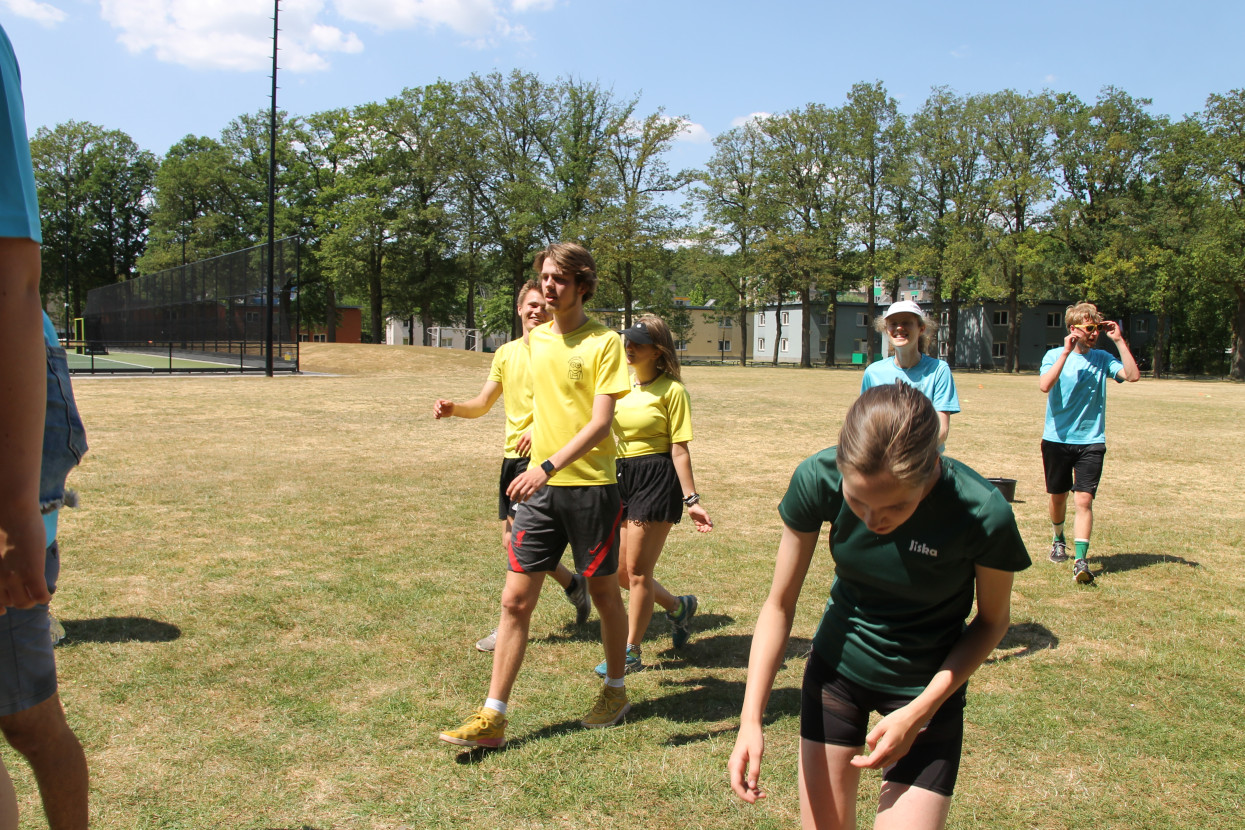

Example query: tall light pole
[265,0,279,376]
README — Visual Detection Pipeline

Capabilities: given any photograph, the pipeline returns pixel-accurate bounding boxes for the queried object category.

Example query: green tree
[1200,89,1245,379]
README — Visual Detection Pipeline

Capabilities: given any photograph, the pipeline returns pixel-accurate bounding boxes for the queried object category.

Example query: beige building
[595,300,749,363]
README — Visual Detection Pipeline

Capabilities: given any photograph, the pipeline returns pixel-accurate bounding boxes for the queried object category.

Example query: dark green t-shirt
[779,448,1031,696]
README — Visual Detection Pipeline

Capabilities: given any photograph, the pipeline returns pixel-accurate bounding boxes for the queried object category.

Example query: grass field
[7,343,1243,829]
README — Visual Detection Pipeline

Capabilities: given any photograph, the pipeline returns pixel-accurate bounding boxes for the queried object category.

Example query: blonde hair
[837,383,940,486]
[533,242,599,302]
[873,309,939,354]
[517,279,542,310]
[1064,302,1102,329]
[632,313,683,384]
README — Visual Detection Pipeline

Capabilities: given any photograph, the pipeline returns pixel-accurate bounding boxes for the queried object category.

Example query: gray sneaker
[668,595,698,649]
[49,613,66,646]
[475,629,498,652]
[1073,558,1094,584]
[1049,539,1069,563]
[566,573,591,625]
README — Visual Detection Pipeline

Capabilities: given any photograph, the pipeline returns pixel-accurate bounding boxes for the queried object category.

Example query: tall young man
[1037,302,1140,585]
[440,243,632,748]
[433,281,591,650]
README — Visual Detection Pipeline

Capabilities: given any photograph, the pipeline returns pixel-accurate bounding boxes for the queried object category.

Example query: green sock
[1074,539,1089,560]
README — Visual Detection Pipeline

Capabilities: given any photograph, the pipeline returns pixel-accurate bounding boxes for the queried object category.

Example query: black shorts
[1041,440,1106,497]
[617,453,682,524]
[509,484,622,577]
[498,457,529,520]
[800,650,966,797]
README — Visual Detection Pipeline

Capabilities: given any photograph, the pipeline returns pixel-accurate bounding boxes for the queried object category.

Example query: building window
[245,311,260,323]
[1135,319,1148,333]
[758,338,765,352]
[940,311,950,327]
[780,337,789,353]
[313,333,327,343]
[717,340,731,352]
[674,340,688,351]
[854,339,868,354]
[758,312,766,326]
[857,312,868,327]
[939,340,949,358]
[603,316,615,329]
[721,316,733,328]
[440,338,454,348]
[818,312,829,326]
[991,342,1006,359]
[1047,312,1063,328]
[992,310,1009,327]
[781,311,790,325]
[819,339,828,354]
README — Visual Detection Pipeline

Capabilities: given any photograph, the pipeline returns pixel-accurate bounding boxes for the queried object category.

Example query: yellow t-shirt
[487,338,534,459]
[613,374,693,458]
[530,318,631,485]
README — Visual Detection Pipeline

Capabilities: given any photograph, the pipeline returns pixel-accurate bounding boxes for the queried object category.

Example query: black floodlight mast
[265,0,280,376]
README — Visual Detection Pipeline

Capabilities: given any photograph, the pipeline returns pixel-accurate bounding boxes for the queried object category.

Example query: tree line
[29,72,1245,378]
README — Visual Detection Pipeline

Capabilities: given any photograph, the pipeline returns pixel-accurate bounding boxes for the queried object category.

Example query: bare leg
[799,739,861,830]
[619,520,678,646]
[486,570,547,703]
[0,694,88,830]
[1048,491,1068,526]
[550,562,575,591]
[874,782,951,830]
[1072,491,1094,542]
[586,574,627,679]
[0,756,17,830]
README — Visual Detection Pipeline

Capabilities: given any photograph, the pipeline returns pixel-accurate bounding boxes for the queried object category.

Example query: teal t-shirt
[0,25,41,242]
[861,355,961,414]
[779,448,1031,696]
[1041,347,1124,445]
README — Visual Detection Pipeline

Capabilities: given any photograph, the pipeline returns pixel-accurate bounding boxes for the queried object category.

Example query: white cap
[883,300,924,319]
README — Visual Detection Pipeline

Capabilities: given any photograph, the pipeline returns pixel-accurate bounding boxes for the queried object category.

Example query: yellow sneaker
[581,685,630,728]
[439,707,507,748]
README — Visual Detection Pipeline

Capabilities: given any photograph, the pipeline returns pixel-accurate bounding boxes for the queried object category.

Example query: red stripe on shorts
[581,500,623,577]
[508,529,526,573]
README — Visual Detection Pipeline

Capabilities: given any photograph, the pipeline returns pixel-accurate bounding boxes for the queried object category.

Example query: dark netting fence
[82,238,299,373]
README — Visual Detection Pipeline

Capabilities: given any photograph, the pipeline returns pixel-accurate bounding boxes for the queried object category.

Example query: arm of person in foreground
[0,237,50,611]
[671,441,712,532]
[728,525,819,803]
[849,564,1014,771]
[433,379,503,420]
[506,393,618,503]
[937,411,951,445]
[1104,321,1141,383]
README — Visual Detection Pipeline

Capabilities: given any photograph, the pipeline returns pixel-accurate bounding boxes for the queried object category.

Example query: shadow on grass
[984,621,1058,665]
[646,632,810,672]
[535,612,737,647]
[61,616,181,643]
[1093,551,1200,574]
[453,717,587,763]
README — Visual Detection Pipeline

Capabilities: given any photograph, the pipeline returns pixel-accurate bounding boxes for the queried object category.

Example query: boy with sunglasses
[1037,302,1139,584]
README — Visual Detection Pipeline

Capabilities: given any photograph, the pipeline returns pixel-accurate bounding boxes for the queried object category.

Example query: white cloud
[334,0,542,45]
[730,112,771,127]
[679,121,710,143]
[3,0,67,27]
[511,0,555,11]
[949,45,968,59]
[1044,73,1057,84]
[100,0,362,72]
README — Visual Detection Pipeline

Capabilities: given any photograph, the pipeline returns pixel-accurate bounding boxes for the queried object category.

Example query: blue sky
[3,0,1243,174]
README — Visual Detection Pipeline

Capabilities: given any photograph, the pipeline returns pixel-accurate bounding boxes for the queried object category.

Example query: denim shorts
[42,341,88,516]
[0,541,60,717]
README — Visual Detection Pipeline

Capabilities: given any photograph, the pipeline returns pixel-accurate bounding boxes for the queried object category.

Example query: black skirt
[616,453,682,524]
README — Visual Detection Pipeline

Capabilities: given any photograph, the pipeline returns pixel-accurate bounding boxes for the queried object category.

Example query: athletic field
[15,343,1242,829]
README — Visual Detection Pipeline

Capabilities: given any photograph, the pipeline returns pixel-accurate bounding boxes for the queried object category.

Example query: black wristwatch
[540,459,556,476]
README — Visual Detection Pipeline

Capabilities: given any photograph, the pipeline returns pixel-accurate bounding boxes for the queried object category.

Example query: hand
[728,723,767,804]
[688,503,713,533]
[433,399,454,419]
[1102,320,1123,342]
[0,512,50,613]
[516,430,532,458]
[506,465,550,504]
[1063,331,1081,353]
[849,702,926,771]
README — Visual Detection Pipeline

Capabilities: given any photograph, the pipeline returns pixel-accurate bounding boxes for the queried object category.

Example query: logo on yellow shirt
[567,355,584,381]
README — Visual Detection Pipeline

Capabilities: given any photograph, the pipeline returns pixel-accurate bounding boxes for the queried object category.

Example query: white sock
[604,677,625,689]
[484,698,507,715]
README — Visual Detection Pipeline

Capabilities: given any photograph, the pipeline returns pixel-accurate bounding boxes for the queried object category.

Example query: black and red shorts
[508,484,622,577]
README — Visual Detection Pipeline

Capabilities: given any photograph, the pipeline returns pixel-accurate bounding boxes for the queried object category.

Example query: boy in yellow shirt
[440,243,632,748]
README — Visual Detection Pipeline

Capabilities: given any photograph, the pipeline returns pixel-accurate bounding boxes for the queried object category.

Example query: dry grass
[4,343,1242,829]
